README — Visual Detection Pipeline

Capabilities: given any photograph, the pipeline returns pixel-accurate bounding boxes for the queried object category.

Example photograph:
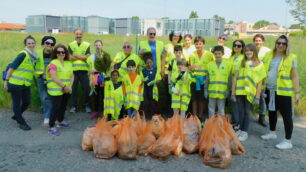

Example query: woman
[261,35,300,150]
[231,44,266,141]
[46,44,74,136]
[4,35,37,130]
[182,34,196,61]
[164,31,183,74]
[229,40,245,131]
[87,40,111,119]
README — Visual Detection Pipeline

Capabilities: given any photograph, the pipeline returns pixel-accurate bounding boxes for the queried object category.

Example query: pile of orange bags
[81,113,245,169]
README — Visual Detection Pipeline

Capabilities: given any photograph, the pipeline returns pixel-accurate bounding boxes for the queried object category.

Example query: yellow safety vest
[164,43,183,74]
[104,81,124,120]
[140,68,161,102]
[169,57,187,83]
[207,60,232,99]
[189,50,214,80]
[171,71,192,111]
[46,59,73,96]
[35,49,45,75]
[139,40,164,73]
[263,52,296,96]
[123,74,143,110]
[9,50,34,86]
[69,41,90,71]
[113,52,142,77]
[229,54,244,77]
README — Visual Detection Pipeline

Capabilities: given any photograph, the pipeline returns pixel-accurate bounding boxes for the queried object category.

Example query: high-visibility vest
[189,50,214,80]
[140,68,161,102]
[123,74,143,110]
[258,46,271,61]
[207,60,232,99]
[46,59,73,96]
[69,41,90,71]
[8,50,34,86]
[169,57,187,83]
[35,49,45,75]
[263,52,296,96]
[104,81,124,120]
[113,52,142,77]
[229,54,244,77]
[139,40,164,73]
[164,43,183,74]
[171,71,192,111]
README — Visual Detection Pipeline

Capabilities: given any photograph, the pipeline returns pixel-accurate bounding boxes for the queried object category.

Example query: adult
[182,34,196,60]
[68,29,91,113]
[4,36,37,130]
[261,35,300,150]
[36,36,56,125]
[253,34,271,127]
[47,44,74,136]
[217,34,232,59]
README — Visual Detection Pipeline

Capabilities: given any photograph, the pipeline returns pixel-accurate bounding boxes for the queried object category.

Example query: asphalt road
[0,109,306,172]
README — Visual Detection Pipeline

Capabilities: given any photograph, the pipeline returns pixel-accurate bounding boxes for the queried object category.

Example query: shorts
[190,83,205,101]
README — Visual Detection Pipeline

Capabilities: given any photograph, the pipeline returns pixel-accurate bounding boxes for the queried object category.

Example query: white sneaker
[235,130,241,136]
[261,132,277,140]
[43,118,49,126]
[276,139,293,150]
[238,131,248,141]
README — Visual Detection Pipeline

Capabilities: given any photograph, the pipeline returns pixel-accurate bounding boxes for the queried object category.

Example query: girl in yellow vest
[104,70,124,120]
[168,45,186,88]
[229,40,245,131]
[189,36,214,121]
[122,60,143,117]
[183,34,196,62]
[140,52,161,119]
[231,44,266,141]
[170,58,192,118]
[46,44,74,136]
[4,36,37,130]
[164,31,183,74]
[205,46,232,118]
[261,35,300,150]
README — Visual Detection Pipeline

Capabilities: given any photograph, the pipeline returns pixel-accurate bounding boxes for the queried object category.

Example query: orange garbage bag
[137,123,156,156]
[117,117,138,160]
[150,114,166,139]
[92,119,118,159]
[133,111,147,137]
[81,125,97,151]
[182,114,201,154]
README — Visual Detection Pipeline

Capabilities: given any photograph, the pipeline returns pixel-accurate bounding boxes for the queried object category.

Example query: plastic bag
[117,117,138,160]
[137,123,156,156]
[81,125,97,151]
[92,119,118,159]
[182,114,201,154]
[133,111,147,137]
[150,114,166,139]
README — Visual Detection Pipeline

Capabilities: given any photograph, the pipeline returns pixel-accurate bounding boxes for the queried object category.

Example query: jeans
[231,100,240,124]
[90,85,104,113]
[8,83,31,124]
[49,94,70,128]
[237,95,252,132]
[36,77,52,119]
[71,71,90,107]
[127,108,137,118]
[259,95,266,115]
[208,98,225,118]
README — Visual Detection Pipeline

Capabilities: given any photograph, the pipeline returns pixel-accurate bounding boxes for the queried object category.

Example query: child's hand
[143,76,149,82]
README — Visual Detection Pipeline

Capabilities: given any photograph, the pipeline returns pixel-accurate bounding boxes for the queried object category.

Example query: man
[253,34,271,127]
[217,34,232,59]
[69,29,91,113]
[36,36,56,125]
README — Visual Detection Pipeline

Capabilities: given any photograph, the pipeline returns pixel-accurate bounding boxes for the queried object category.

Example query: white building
[141,19,165,36]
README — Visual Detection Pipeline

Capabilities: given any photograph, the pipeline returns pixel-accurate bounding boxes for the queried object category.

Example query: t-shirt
[147,41,165,69]
[113,82,122,90]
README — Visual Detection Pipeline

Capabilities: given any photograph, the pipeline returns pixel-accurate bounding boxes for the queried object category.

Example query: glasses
[149,33,156,36]
[123,46,131,49]
[234,44,242,48]
[56,51,65,54]
[276,42,287,46]
[219,37,226,40]
[45,42,52,45]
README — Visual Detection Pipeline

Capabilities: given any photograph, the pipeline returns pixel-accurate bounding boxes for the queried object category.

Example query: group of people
[3,27,300,150]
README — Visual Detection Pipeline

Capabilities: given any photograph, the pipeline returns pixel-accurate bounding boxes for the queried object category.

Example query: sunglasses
[45,42,53,45]
[276,42,287,46]
[123,46,131,49]
[149,33,156,36]
[57,51,65,54]
[219,37,226,40]
[234,44,242,48]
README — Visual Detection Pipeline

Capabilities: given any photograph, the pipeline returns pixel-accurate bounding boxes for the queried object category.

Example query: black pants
[49,94,69,128]
[71,71,90,107]
[157,77,172,117]
[140,85,159,120]
[90,85,104,113]
[9,84,31,124]
[265,90,293,140]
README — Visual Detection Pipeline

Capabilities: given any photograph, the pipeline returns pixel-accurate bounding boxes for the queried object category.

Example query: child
[231,44,266,141]
[205,46,232,118]
[170,58,192,118]
[104,70,124,121]
[122,60,143,117]
[140,52,161,119]
[168,45,185,87]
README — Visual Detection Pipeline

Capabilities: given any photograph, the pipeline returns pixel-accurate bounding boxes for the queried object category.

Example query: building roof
[0,23,26,30]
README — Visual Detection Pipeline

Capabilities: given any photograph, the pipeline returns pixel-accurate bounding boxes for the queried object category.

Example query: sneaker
[57,121,70,128]
[85,106,91,113]
[261,132,277,140]
[238,131,248,141]
[276,139,293,150]
[48,127,60,136]
[19,123,31,131]
[90,112,98,119]
[233,123,240,132]
[235,130,241,136]
[258,114,267,127]
[43,118,49,126]
[70,106,76,113]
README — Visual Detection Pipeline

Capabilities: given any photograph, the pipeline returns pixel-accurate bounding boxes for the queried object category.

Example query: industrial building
[26,15,61,33]
[111,18,140,35]
[87,16,110,34]
[141,19,165,36]
[61,16,88,32]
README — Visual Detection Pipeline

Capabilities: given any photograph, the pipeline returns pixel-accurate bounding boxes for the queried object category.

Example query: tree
[131,16,139,19]
[212,14,225,21]
[189,11,199,19]
[253,20,272,29]
[227,20,234,24]
[289,23,302,29]
[286,0,306,26]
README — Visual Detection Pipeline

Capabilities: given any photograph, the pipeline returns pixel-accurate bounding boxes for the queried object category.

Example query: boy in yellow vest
[205,46,232,118]
[122,60,143,117]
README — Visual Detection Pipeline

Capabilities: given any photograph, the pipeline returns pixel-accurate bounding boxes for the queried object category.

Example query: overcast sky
[0,0,297,26]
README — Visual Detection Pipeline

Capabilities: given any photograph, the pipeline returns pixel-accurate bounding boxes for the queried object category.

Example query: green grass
[0,32,305,114]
